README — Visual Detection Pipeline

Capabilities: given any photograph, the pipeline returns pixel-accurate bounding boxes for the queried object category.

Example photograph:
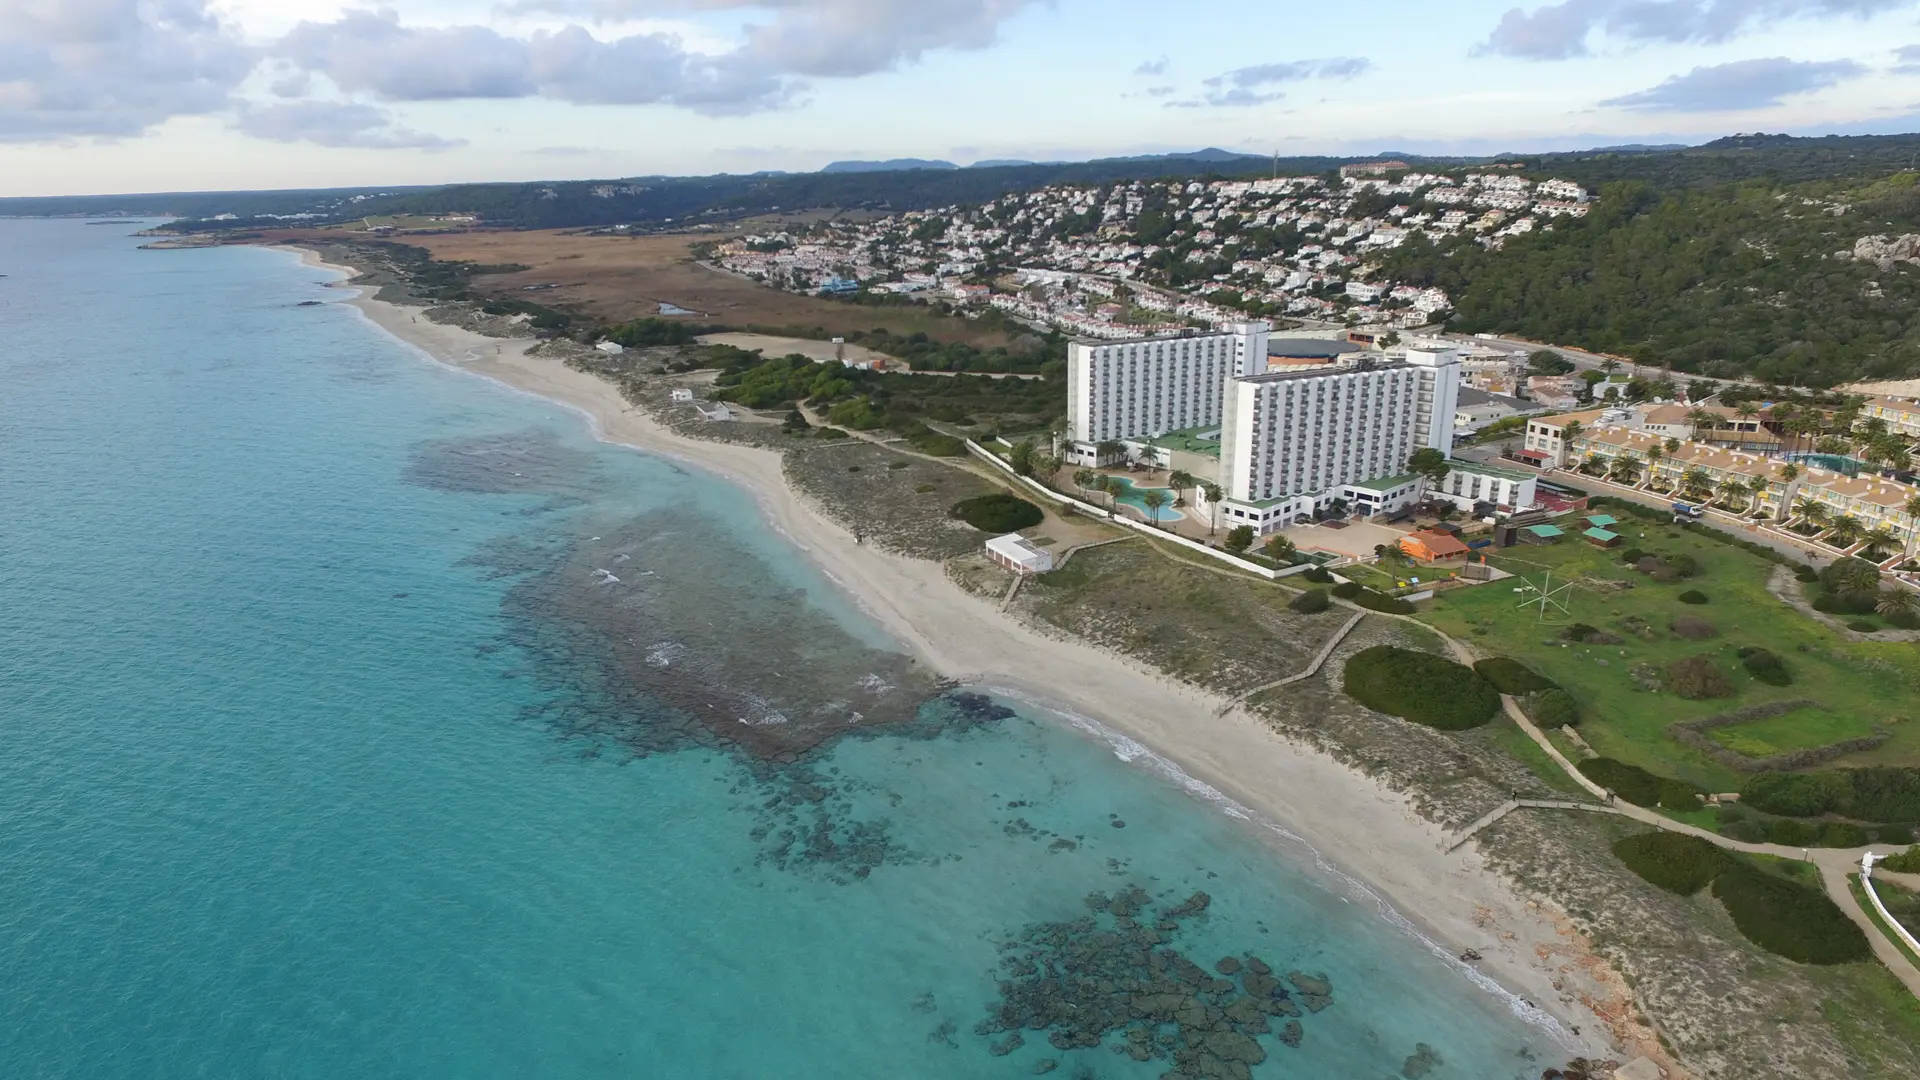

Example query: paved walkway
[1214,611,1367,716]
[1396,613,1920,998]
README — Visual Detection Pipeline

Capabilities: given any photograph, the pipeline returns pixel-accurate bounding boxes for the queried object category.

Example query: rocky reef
[976,886,1338,1080]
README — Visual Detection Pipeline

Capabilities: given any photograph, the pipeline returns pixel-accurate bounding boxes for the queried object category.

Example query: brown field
[324,226,1013,347]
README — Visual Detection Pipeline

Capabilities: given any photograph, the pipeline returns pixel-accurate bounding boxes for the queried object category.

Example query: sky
[5,0,1920,196]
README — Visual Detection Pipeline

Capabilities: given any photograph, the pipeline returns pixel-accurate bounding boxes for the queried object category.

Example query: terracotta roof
[1800,470,1917,510]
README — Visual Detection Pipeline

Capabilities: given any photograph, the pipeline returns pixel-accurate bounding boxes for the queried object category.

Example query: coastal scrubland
[330,227,1019,349]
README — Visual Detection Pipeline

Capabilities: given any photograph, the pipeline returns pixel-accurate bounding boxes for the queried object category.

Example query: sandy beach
[288,246,1634,1062]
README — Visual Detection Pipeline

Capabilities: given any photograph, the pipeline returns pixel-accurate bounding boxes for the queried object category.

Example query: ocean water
[0,219,1564,1079]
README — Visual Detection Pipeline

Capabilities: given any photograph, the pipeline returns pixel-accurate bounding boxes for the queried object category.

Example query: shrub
[1331,581,1363,599]
[1765,818,1817,846]
[1665,654,1735,699]
[1883,846,1920,872]
[1562,623,1622,644]
[1711,862,1870,964]
[1620,547,1647,565]
[1290,589,1331,614]
[1578,758,1702,810]
[1889,608,1920,630]
[1523,688,1581,727]
[1847,619,1879,633]
[909,432,966,457]
[949,493,1044,533]
[1849,767,1920,823]
[1612,832,1733,895]
[1223,525,1255,555]
[1876,824,1915,846]
[1301,566,1335,583]
[1342,646,1501,731]
[914,483,938,494]
[1351,589,1415,614]
[1794,565,1821,583]
[1667,553,1700,579]
[1678,590,1709,605]
[813,426,850,440]
[1819,822,1869,848]
[1720,819,1768,843]
[1742,772,1851,818]
[1669,615,1718,640]
[1474,658,1557,695]
[1737,648,1792,686]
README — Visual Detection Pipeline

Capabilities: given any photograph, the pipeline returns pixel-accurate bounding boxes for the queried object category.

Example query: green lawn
[1421,528,1920,791]
[1708,707,1884,757]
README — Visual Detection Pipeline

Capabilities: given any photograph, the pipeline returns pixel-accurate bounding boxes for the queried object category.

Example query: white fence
[1863,855,1920,960]
[963,440,1313,582]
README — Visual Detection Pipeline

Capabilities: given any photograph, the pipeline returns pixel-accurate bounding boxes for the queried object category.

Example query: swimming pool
[1078,475,1188,522]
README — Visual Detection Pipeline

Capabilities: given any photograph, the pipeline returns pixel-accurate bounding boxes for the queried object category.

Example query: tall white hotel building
[1065,323,1461,535]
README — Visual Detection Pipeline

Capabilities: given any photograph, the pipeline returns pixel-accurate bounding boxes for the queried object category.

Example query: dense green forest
[1382,172,1920,384]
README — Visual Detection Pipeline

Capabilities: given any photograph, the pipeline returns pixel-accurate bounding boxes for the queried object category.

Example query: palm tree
[1073,468,1098,499]
[1735,403,1761,424]
[1831,556,1882,599]
[1665,437,1682,455]
[1864,525,1901,561]
[1583,452,1612,478]
[1095,439,1126,467]
[1640,445,1664,488]
[1140,435,1161,478]
[1609,458,1641,486]
[1687,408,1721,440]
[1201,482,1223,536]
[1682,468,1714,501]
[1100,476,1122,511]
[1717,477,1751,512]
[1829,515,1865,550]
[1600,357,1620,376]
[1795,499,1829,533]
[1168,469,1195,508]
[1904,493,1920,562]
[1141,488,1167,527]
[1876,588,1917,619]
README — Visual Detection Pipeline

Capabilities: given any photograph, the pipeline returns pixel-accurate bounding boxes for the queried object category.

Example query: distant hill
[968,159,1038,169]
[820,159,959,173]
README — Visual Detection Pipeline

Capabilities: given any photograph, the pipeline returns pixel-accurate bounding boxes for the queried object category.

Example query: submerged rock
[1401,1041,1443,1079]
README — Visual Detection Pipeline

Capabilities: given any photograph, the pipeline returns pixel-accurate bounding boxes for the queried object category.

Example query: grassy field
[373,228,1017,348]
[1421,525,1920,791]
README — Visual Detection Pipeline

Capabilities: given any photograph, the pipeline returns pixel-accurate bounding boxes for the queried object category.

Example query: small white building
[670,389,695,403]
[985,533,1054,575]
[695,403,734,422]
[595,341,626,354]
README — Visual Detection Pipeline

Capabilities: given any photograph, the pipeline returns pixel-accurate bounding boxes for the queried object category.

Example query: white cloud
[1600,56,1867,110]
[0,0,256,141]
[232,99,465,148]
[1479,0,1913,60]
[1170,56,1372,108]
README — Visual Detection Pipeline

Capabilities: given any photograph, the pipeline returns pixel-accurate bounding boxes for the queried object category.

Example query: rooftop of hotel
[1238,360,1411,385]
[1155,425,1224,457]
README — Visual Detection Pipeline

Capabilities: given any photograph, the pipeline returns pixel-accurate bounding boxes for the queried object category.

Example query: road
[1451,333,1753,396]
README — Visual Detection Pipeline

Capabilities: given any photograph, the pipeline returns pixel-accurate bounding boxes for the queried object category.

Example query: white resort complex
[1064,323,1505,534]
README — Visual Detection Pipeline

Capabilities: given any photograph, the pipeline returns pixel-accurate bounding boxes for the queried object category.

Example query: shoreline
[282,245,1626,1060]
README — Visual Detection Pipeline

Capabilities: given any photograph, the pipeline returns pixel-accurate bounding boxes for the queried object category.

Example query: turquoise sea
[0,219,1563,1079]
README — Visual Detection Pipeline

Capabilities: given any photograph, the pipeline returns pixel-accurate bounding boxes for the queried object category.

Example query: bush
[1474,658,1557,695]
[1820,822,1869,848]
[1678,590,1709,605]
[1620,547,1647,565]
[1612,832,1733,895]
[1342,646,1501,731]
[909,432,966,457]
[1720,819,1768,843]
[914,483,938,494]
[1351,589,1416,615]
[949,493,1044,533]
[1578,758,1702,810]
[1711,862,1870,964]
[1883,846,1920,872]
[813,426,850,440]
[1223,525,1255,555]
[1301,565,1335,583]
[1847,619,1879,633]
[1876,824,1915,846]
[1794,565,1821,583]
[887,460,911,470]
[1331,581,1363,599]
[1562,623,1622,644]
[1889,608,1920,630]
[1765,818,1818,846]
[1523,688,1581,727]
[1742,772,1852,818]
[1290,589,1331,614]
[1665,654,1735,699]
[1737,647,1792,686]
[1669,615,1718,640]
[1667,553,1700,579]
